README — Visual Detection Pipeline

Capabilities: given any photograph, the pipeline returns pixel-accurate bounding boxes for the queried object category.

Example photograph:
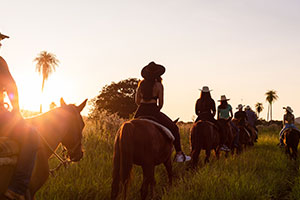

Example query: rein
[37,130,71,176]
[39,105,83,176]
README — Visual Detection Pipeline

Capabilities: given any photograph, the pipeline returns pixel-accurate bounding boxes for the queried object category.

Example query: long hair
[199,91,212,100]
[219,100,228,109]
[139,77,162,101]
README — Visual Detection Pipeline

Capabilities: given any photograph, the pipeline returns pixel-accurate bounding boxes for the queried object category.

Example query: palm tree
[255,102,264,118]
[34,51,59,112]
[265,90,278,121]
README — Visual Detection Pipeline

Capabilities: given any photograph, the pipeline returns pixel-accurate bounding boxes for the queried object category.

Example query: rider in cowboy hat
[195,87,230,152]
[278,106,299,147]
[245,105,258,141]
[134,61,191,162]
[217,95,235,150]
[0,33,39,200]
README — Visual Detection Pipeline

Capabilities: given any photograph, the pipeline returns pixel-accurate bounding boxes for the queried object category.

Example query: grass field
[35,120,300,200]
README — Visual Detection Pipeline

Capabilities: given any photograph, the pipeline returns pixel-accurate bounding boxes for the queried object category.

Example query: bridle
[41,105,84,176]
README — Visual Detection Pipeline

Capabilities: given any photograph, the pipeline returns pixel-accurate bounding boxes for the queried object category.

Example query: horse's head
[59,98,87,162]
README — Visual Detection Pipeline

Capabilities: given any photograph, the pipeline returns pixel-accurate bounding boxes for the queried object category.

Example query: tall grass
[35,120,299,200]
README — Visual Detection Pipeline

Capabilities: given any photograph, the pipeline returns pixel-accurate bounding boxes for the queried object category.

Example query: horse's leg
[215,147,220,159]
[191,149,201,168]
[141,165,155,200]
[204,149,211,164]
[164,157,172,186]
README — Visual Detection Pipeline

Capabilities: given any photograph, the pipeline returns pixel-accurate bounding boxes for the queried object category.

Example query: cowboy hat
[218,95,230,102]
[236,104,244,110]
[141,61,165,79]
[199,86,212,92]
[0,33,9,41]
[283,106,293,113]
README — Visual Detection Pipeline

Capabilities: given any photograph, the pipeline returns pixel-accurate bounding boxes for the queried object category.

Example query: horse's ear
[60,98,67,107]
[77,99,88,112]
[173,117,180,124]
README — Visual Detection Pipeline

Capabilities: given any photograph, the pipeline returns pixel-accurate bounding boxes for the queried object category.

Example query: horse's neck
[27,111,69,159]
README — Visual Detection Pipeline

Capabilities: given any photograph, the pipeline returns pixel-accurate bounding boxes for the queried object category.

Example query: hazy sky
[1,0,300,121]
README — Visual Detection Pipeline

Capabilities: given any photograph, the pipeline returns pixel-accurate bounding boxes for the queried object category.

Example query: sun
[17,75,65,113]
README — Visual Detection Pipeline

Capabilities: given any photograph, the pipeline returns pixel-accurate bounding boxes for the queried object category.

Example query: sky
[1,0,300,122]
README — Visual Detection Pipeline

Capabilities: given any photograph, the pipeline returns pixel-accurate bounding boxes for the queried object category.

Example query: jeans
[279,123,299,144]
[0,112,39,195]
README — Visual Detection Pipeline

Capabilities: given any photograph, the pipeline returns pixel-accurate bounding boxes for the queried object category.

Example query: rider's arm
[229,109,233,119]
[195,99,200,115]
[0,57,19,111]
[211,100,216,117]
[283,114,287,125]
[135,85,142,106]
[217,109,220,120]
[157,82,163,110]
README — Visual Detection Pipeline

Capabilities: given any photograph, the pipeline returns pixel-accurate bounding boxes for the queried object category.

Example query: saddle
[0,137,19,166]
[137,117,175,141]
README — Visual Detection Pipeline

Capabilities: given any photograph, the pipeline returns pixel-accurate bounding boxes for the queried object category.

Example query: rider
[217,95,239,148]
[134,61,191,162]
[195,87,230,152]
[245,105,258,141]
[0,33,39,200]
[279,106,299,147]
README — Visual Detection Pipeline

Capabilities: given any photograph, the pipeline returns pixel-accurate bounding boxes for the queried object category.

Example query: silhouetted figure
[279,106,299,147]
[195,87,229,152]
[217,95,238,149]
[134,61,191,162]
[245,105,258,141]
[0,33,39,200]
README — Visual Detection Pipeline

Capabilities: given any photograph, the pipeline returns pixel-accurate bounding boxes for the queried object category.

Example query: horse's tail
[119,122,134,190]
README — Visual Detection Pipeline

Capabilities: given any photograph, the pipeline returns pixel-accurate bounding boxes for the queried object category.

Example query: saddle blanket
[138,119,175,141]
[0,137,19,166]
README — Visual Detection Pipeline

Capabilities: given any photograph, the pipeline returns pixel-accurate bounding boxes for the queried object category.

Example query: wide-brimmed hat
[141,61,165,79]
[199,86,212,93]
[218,95,230,102]
[236,104,244,110]
[283,106,293,113]
[0,33,9,41]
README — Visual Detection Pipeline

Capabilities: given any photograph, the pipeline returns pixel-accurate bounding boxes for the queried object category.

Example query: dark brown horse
[111,119,174,200]
[190,120,220,168]
[0,98,87,200]
[230,119,252,154]
[284,128,300,160]
[218,119,235,157]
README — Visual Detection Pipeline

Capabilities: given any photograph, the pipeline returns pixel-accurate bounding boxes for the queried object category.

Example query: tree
[34,51,59,112]
[255,102,264,118]
[91,78,139,119]
[265,90,278,121]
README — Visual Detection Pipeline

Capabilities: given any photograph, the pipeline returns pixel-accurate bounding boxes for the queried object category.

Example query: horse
[190,120,220,168]
[0,98,87,199]
[230,119,252,154]
[283,128,300,160]
[111,118,174,200]
[218,119,235,157]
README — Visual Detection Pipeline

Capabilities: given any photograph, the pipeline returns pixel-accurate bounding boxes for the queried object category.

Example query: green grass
[35,122,300,200]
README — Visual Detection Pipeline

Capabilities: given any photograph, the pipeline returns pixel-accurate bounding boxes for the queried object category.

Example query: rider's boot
[174,151,191,162]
